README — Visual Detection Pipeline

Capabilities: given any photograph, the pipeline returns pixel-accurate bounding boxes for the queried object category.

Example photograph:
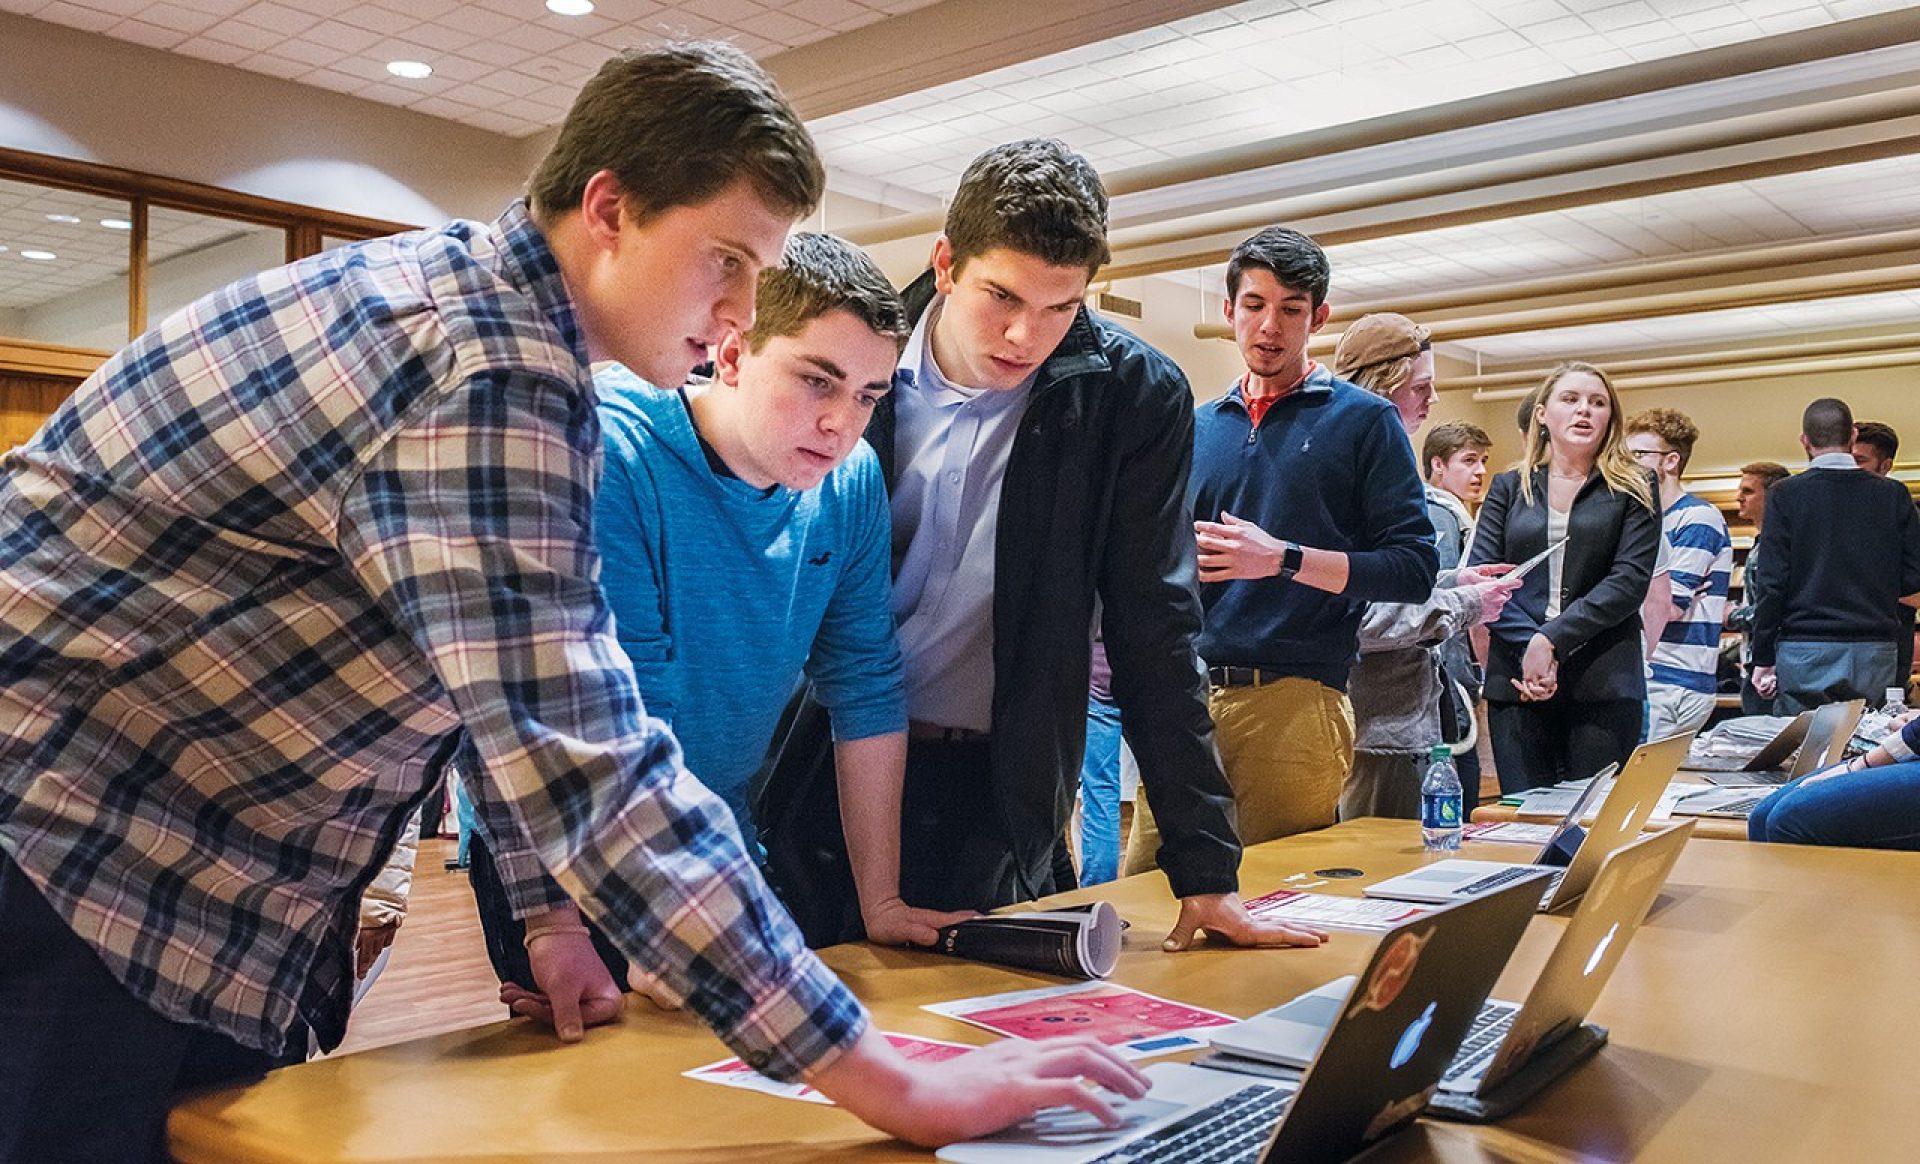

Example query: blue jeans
[1748,761,1920,850]
[1079,697,1124,886]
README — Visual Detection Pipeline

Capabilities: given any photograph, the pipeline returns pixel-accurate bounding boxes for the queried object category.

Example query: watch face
[1279,542,1304,579]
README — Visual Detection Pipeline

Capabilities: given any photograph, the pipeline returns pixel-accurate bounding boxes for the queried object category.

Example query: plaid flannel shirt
[0,201,865,1079]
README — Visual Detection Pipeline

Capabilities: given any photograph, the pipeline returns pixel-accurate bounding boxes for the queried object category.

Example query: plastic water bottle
[1421,744,1464,852]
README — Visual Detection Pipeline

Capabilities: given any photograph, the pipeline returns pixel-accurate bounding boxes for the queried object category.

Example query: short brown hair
[1226,227,1330,307]
[528,41,822,224]
[745,233,910,353]
[1626,406,1702,472]
[945,139,1109,274]
[1854,420,1899,461]
[1740,460,1790,487]
[1422,422,1492,479]
[1803,397,1853,448]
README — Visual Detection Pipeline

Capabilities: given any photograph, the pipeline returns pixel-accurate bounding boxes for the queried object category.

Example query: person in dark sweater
[1121,228,1436,871]
[1851,420,1917,698]
[1751,399,1920,713]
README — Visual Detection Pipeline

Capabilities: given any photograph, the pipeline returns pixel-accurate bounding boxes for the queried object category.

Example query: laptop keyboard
[1088,1084,1290,1163]
[1708,794,1764,816]
[1444,1003,1516,1082]
[1456,864,1564,900]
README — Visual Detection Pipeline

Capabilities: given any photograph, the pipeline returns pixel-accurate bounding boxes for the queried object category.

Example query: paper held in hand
[935,901,1123,979]
[1504,535,1570,583]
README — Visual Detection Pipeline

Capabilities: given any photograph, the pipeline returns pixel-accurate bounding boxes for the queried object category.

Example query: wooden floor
[333,837,503,1056]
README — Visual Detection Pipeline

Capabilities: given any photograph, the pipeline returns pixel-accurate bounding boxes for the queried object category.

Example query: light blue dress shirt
[890,298,1036,731]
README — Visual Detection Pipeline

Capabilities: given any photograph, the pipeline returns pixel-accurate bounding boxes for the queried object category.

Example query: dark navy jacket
[1470,467,1660,703]
[1189,367,1438,692]
[759,272,1240,936]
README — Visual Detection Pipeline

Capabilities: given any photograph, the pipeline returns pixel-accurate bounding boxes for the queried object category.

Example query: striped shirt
[0,202,863,1079]
[1649,492,1733,695]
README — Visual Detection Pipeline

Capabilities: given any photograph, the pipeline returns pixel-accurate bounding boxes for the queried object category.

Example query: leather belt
[907,720,991,743]
[1207,665,1282,688]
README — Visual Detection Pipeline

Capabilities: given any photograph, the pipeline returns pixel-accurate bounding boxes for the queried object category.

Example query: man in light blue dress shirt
[762,140,1324,955]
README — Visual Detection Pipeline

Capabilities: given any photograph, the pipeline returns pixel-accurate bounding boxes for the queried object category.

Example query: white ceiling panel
[810,0,1906,203]
[0,0,951,138]
[1319,153,1920,304]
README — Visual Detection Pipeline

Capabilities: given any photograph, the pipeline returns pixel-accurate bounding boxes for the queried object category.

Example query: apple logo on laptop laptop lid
[1390,1002,1437,1069]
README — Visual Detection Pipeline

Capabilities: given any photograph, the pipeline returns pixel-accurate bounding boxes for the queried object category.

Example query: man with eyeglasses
[1625,407,1732,739]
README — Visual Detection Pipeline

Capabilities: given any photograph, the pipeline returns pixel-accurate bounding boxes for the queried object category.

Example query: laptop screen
[1545,762,1617,849]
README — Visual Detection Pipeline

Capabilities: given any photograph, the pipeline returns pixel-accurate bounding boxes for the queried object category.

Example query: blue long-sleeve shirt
[1189,367,1437,691]
[591,370,907,833]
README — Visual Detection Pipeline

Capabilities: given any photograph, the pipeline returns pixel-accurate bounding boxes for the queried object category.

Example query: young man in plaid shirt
[0,43,1142,1161]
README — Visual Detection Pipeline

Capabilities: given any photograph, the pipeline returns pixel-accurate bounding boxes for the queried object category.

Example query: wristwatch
[1277,541,1304,582]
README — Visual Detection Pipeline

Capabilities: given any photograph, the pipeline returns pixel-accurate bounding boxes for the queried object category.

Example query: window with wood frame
[0,146,413,439]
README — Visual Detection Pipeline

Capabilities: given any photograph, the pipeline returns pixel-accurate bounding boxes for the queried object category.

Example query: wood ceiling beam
[1310,229,1920,330]
[831,6,1920,246]
[1194,260,1920,344]
[1444,333,1920,389]
[1106,84,1920,260]
[1159,123,1920,291]
[1466,349,1920,399]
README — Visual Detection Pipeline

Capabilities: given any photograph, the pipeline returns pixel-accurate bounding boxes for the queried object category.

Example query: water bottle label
[1422,794,1461,831]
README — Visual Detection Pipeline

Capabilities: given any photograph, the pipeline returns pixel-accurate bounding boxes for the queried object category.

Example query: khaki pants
[1121,677,1353,877]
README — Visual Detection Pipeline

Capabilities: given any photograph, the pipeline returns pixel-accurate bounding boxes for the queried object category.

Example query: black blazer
[1469,467,1659,703]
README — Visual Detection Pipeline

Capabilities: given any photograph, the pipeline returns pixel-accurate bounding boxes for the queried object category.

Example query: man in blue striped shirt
[0,43,1141,1161]
[1627,408,1733,738]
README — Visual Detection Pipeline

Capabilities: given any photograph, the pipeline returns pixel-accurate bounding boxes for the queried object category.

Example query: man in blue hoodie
[467,233,977,997]
[1125,227,1436,871]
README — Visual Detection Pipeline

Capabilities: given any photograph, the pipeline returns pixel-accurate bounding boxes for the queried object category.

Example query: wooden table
[170,820,1920,1163]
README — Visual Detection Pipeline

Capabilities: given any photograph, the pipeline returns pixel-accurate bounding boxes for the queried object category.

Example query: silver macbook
[1688,711,1811,781]
[1212,823,1694,1103]
[1439,821,1694,1097]
[1363,731,1692,913]
[937,878,1547,1164]
[1676,699,1863,818]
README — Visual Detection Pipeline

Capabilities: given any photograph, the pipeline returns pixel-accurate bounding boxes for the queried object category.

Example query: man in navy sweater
[1752,398,1920,713]
[1122,227,1436,872]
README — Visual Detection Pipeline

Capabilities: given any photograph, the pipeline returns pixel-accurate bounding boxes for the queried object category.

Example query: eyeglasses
[1626,447,1671,461]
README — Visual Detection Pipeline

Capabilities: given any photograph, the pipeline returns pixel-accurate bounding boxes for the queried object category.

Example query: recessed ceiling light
[546,0,594,14]
[21,249,58,261]
[100,218,133,231]
[45,213,81,224]
[386,60,433,80]
[0,245,10,253]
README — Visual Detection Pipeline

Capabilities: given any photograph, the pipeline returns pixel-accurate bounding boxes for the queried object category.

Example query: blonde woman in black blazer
[1468,363,1660,793]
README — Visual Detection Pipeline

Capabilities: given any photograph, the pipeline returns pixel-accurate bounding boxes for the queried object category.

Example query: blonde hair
[1516,361,1652,509]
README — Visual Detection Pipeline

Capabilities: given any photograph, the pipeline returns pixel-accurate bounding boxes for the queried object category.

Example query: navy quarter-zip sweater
[1190,366,1438,691]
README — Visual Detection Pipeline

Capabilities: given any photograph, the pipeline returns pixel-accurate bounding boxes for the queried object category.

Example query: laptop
[1676,699,1864,818]
[935,876,1547,1164]
[1361,731,1691,913]
[1211,823,1695,1121]
[1688,711,1812,780]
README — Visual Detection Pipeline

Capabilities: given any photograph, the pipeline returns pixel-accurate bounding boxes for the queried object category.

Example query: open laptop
[1688,710,1812,780]
[1361,731,1691,913]
[1211,822,1694,1121]
[1676,699,1864,818]
[936,876,1547,1164]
